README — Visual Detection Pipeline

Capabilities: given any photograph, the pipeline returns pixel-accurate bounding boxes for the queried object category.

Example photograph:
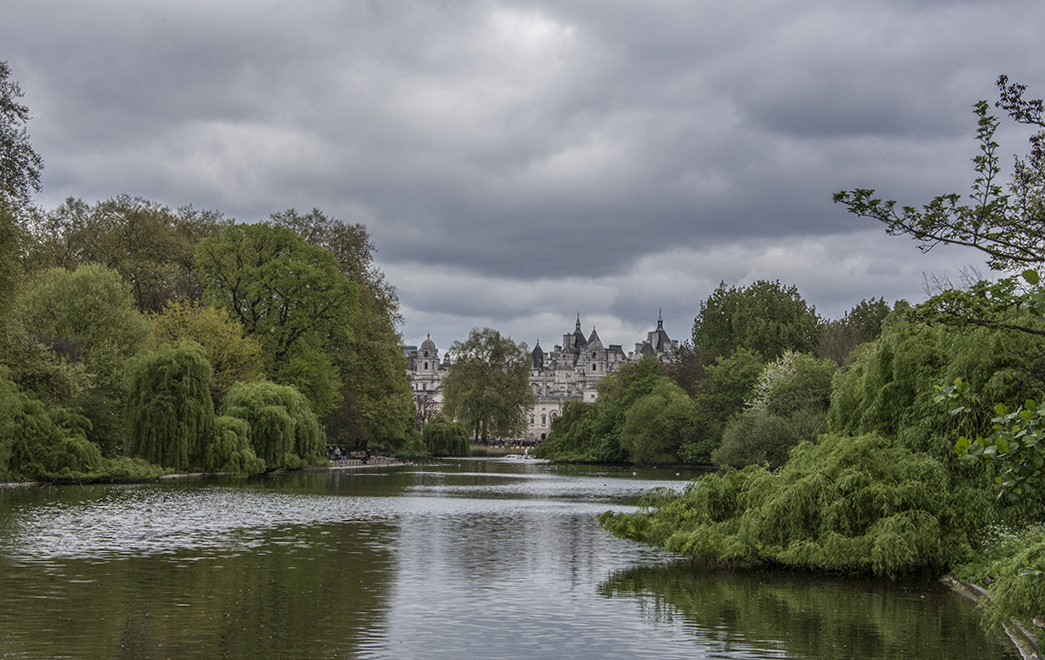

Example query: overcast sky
[4,0,1043,353]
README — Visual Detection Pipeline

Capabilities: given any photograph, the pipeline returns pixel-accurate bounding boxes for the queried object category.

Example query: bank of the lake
[0,459,1022,659]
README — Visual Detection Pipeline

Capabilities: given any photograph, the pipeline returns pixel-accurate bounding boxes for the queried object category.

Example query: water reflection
[601,564,1020,659]
[0,461,1022,660]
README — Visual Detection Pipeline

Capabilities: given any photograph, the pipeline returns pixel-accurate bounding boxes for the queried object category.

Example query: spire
[575,312,581,331]
[657,309,664,330]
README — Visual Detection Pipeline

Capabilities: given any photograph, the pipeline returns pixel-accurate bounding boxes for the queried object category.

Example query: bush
[713,408,824,469]
[222,380,326,469]
[601,433,967,575]
[422,416,469,457]
[0,370,106,481]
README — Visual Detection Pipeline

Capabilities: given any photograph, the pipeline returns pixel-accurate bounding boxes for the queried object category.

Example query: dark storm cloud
[2,0,1043,347]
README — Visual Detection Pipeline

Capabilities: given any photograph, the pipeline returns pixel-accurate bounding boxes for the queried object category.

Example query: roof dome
[420,334,437,354]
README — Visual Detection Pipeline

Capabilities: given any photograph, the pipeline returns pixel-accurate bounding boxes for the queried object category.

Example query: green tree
[818,298,900,365]
[0,61,43,207]
[19,263,150,398]
[747,351,837,417]
[222,380,325,470]
[422,416,469,457]
[619,379,697,464]
[24,196,226,311]
[149,300,262,406]
[195,223,359,416]
[692,280,820,361]
[17,263,150,455]
[125,342,217,472]
[601,433,963,575]
[270,209,413,448]
[441,328,535,442]
[0,368,104,481]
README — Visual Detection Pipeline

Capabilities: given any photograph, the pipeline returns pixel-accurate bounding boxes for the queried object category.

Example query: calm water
[0,459,1020,659]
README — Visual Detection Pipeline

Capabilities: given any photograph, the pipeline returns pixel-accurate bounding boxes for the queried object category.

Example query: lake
[0,458,1020,659]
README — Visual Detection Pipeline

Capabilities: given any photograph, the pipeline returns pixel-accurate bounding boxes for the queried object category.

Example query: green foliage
[271,209,414,447]
[19,263,150,400]
[601,434,964,575]
[619,379,697,464]
[713,408,824,470]
[125,342,217,472]
[683,348,764,463]
[422,416,469,457]
[692,280,821,361]
[0,370,105,481]
[968,527,1045,631]
[221,380,325,470]
[747,351,837,417]
[818,298,900,365]
[534,400,600,461]
[149,300,262,406]
[206,416,265,474]
[441,328,535,442]
[942,377,1045,501]
[825,314,1044,464]
[24,196,226,311]
[195,223,359,416]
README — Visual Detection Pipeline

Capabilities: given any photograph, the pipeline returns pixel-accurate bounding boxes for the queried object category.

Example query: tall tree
[194,223,359,416]
[441,328,535,442]
[270,209,413,446]
[692,280,821,361]
[0,61,43,207]
[24,196,227,311]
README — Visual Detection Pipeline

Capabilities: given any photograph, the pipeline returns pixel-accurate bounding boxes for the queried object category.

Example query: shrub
[422,416,469,457]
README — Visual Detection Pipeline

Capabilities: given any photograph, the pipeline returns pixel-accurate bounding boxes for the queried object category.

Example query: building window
[423,361,428,370]
[541,415,546,425]
[424,350,429,358]
[422,383,427,390]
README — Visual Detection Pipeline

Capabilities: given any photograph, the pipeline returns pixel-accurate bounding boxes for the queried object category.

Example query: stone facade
[404,313,679,442]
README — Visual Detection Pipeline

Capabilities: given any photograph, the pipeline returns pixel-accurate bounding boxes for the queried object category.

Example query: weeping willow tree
[206,415,265,474]
[0,368,105,481]
[422,416,469,457]
[221,380,325,470]
[125,342,215,472]
[601,433,973,575]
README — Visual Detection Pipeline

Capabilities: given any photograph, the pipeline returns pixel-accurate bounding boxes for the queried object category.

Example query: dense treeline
[537,284,891,467]
[600,76,1045,632]
[0,62,420,482]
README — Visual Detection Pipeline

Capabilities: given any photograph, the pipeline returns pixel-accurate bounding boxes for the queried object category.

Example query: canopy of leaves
[601,434,964,575]
[441,328,535,442]
[0,369,103,481]
[619,379,698,464]
[692,280,820,361]
[25,196,226,311]
[269,209,413,448]
[149,300,262,405]
[195,223,358,416]
[18,263,150,405]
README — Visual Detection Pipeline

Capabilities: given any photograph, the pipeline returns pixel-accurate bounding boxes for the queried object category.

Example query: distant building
[404,312,679,442]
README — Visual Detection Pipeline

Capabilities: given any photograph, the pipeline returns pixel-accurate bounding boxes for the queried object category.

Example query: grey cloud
[2,0,1041,347]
